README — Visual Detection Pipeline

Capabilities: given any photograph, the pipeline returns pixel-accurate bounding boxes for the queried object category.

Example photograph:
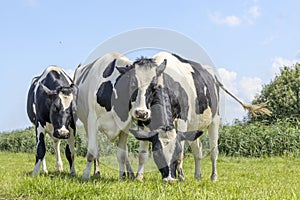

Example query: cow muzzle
[134,109,150,121]
[53,128,70,139]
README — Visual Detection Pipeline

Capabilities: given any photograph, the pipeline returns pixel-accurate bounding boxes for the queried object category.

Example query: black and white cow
[27,66,78,176]
[74,52,202,181]
[130,86,203,182]
[130,52,269,181]
[74,52,136,180]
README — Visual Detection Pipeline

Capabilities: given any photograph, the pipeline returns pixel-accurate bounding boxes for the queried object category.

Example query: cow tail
[216,79,272,116]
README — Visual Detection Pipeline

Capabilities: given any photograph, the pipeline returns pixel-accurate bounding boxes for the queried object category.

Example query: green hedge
[218,119,300,157]
[0,119,299,157]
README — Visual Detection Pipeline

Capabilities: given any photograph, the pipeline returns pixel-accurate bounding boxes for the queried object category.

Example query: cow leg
[136,140,149,182]
[125,149,134,179]
[66,128,76,176]
[53,139,63,173]
[33,122,48,175]
[117,132,133,180]
[189,138,203,180]
[82,116,99,180]
[177,140,185,181]
[93,158,100,177]
[208,115,220,181]
[176,119,188,181]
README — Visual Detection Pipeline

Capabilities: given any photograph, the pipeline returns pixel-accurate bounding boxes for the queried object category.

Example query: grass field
[0,152,299,200]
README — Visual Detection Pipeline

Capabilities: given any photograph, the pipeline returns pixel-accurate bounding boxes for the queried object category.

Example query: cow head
[39,83,78,139]
[130,86,203,181]
[130,128,203,182]
[130,58,167,121]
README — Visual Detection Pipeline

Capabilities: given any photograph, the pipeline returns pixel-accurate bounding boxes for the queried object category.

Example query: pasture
[0,152,299,199]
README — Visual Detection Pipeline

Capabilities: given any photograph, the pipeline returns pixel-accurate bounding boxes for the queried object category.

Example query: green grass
[0,152,299,200]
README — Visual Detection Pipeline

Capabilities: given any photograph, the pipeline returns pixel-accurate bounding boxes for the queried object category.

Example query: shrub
[218,119,300,157]
[1,119,299,158]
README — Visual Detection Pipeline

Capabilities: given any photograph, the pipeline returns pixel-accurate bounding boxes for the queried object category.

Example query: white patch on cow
[33,122,48,175]
[113,88,118,99]
[32,103,36,115]
[204,86,207,96]
[153,52,198,122]
[198,107,213,129]
[158,129,177,178]
[58,125,69,134]
[132,64,155,117]
[59,92,73,110]
[45,122,54,135]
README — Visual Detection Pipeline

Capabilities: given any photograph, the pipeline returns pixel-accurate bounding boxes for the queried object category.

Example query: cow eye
[52,106,58,113]
[52,104,60,113]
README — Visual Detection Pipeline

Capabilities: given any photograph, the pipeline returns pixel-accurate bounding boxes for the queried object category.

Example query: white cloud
[271,56,300,77]
[217,68,238,94]
[239,76,262,101]
[209,3,261,27]
[217,68,264,123]
[248,6,260,19]
[209,12,242,27]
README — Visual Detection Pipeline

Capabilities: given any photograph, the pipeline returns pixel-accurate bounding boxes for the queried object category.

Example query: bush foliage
[252,63,300,121]
[1,119,299,157]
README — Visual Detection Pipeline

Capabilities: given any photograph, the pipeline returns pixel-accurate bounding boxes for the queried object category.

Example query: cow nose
[59,129,69,136]
[135,110,149,120]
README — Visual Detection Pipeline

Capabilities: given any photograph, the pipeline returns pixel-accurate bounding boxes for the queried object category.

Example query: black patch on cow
[172,54,219,116]
[103,59,116,78]
[95,63,135,122]
[112,69,135,122]
[163,73,189,121]
[27,77,39,123]
[96,81,113,112]
[151,136,169,177]
[65,144,72,168]
[36,132,46,162]
[34,70,72,124]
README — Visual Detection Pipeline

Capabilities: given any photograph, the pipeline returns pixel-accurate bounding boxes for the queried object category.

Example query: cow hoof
[82,173,90,180]
[94,171,101,178]
[56,166,63,173]
[32,171,39,176]
[211,174,218,182]
[70,171,77,177]
[178,175,185,182]
[42,169,48,175]
[135,173,144,182]
[127,172,135,180]
[194,174,202,181]
[168,179,177,184]
[162,178,177,183]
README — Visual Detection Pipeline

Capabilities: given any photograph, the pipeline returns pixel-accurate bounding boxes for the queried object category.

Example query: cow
[129,52,270,181]
[74,52,137,180]
[27,66,78,176]
[130,85,203,182]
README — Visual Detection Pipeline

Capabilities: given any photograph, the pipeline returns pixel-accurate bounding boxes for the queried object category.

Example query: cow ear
[116,65,133,74]
[70,83,78,95]
[39,82,57,95]
[156,59,167,76]
[177,130,203,142]
[129,129,158,142]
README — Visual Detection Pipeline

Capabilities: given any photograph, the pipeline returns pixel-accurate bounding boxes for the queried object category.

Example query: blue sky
[1,0,299,132]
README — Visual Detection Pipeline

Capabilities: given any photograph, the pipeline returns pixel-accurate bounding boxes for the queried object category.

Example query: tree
[252,63,300,122]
